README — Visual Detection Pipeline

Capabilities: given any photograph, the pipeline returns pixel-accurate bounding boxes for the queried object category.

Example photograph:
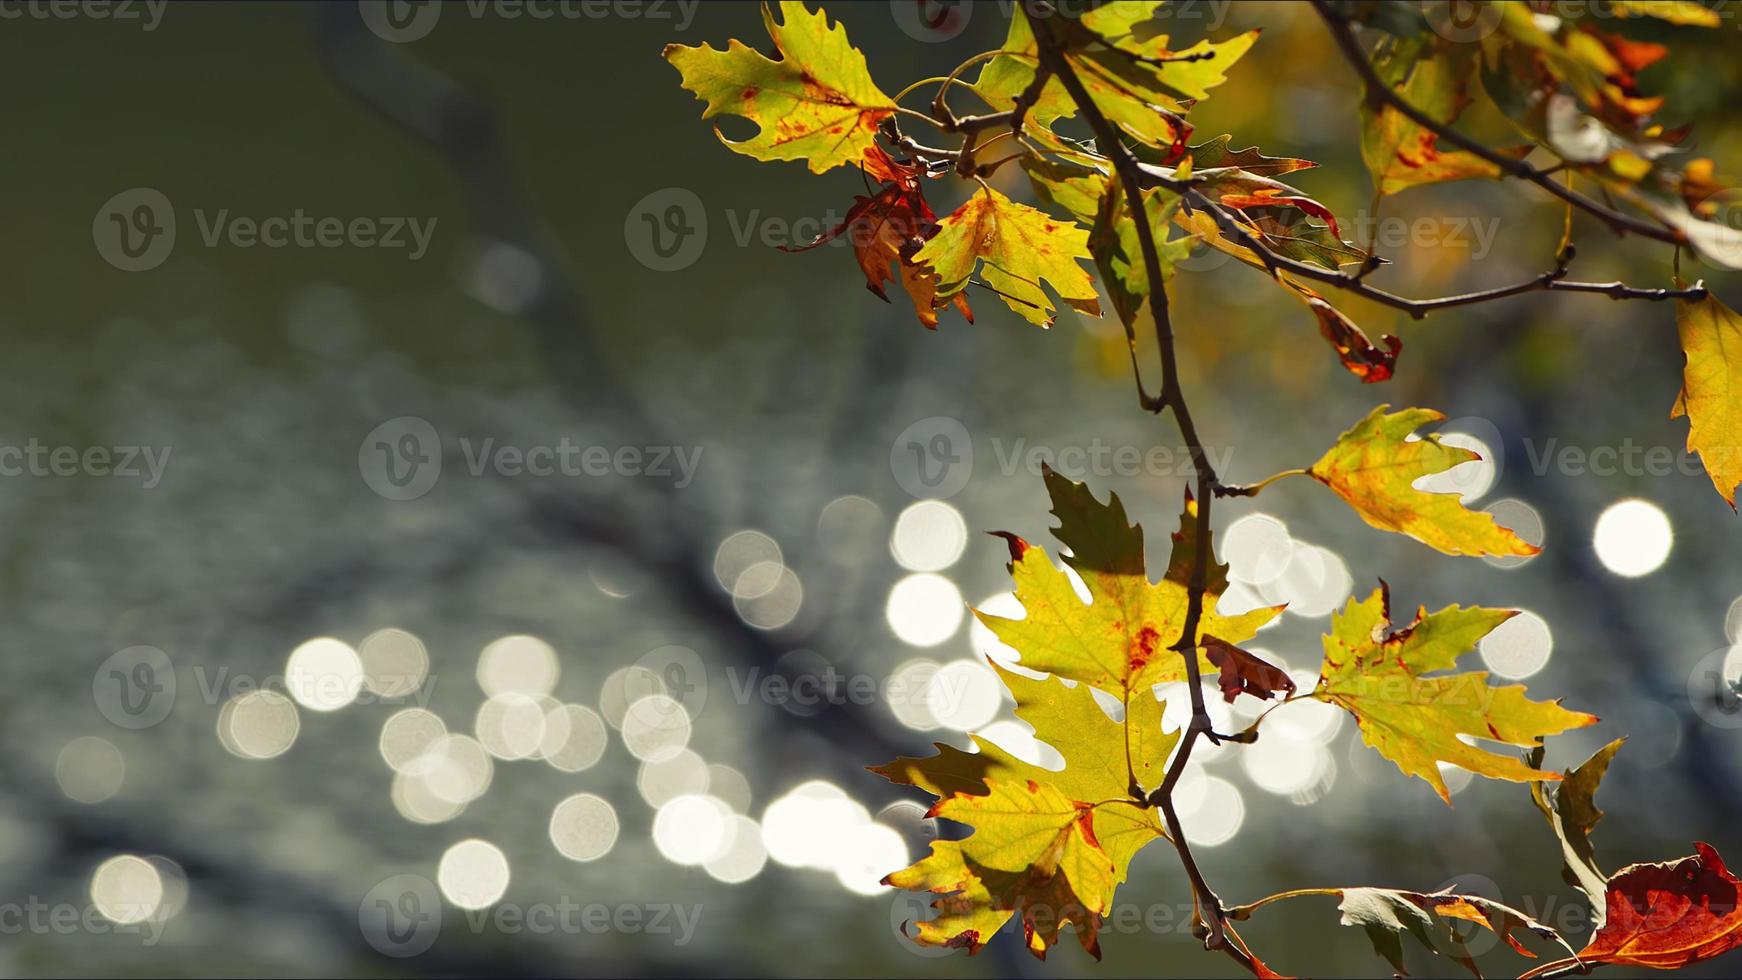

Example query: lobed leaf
[663,2,893,175]
[1308,405,1539,557]
[1313,585,1595,803]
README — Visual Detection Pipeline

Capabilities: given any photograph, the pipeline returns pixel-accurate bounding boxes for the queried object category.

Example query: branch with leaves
[665,2,1742,976]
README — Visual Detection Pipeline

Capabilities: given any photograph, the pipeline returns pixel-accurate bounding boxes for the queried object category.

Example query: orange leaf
[1579,842,1742,970]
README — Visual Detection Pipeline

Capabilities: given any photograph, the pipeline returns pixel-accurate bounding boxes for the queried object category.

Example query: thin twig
[1308,0,1682,246]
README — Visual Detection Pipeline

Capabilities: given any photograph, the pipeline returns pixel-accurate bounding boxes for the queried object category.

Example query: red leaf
[1201,634,1296,704]
[1580,842,1742,970]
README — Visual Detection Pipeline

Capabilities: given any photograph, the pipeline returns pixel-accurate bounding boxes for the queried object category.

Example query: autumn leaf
[1671,287,1742,507]
[1186,134,1317,177]
[976,466,1282,701]
[1361,36,1526,196]
[1609,0,1722,27]
[886,778,1119,959]
[1308,405,1539,557]
[874,683,1171,958]
[873,662,1177,810]
[1580,842,1742,970]
[1312,584,1596,803]
[1529,738,1624,927]
[1024,158,1194,332]
[1337,887,1573,977]
[778,147,972,328]
[1202,635,1296,704]
[973,3,1256,154]
[914,185,1102,327]
[1282,275,1401,383]
[664,1,894,175]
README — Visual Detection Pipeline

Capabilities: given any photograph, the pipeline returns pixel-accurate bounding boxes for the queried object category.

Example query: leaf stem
[1215,468,1309,498]
[1224,887,1344,921]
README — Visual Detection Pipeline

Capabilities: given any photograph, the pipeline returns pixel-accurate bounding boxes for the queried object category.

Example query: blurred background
[2,1,1740,976]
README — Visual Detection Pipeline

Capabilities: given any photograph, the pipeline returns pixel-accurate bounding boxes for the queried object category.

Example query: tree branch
[1032,9,1243,966]
[1308,0,1683,246]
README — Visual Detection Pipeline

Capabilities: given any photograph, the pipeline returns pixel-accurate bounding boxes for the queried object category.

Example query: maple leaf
[887,779,1119,959]
[1529,737,1624,927]
[973,3,1256,155]
[1202,635,1295,705]
[1579,842,1742,970]
[663,2,894,175]
[778,147,972,328]
[977,466,1283,701]
[1361,36,1527,196]
[914,186,1102,327]
[1670,287,1742,508]
[1337,887,1573,977]
[874,664,1176,957]
[1308,405,1539,557]
[1312,584,1596,803]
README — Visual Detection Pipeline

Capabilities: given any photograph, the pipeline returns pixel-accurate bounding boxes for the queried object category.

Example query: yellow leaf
[886,778,1127,958]
[1313,586,1596,804]
[1361,40,1523,196]
[1671,289,1742,507]
[663,2,894,175]
[1308,405,1539,557]
[914,186,1102,327]
[977,468,1281,699]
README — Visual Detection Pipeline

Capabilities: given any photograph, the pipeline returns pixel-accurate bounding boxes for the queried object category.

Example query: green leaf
[663,2,894,174]
[1530,738,1624,929]
[1308,405,1540,557]
[1339,887,1574,977]
[1313,585,1596,803]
